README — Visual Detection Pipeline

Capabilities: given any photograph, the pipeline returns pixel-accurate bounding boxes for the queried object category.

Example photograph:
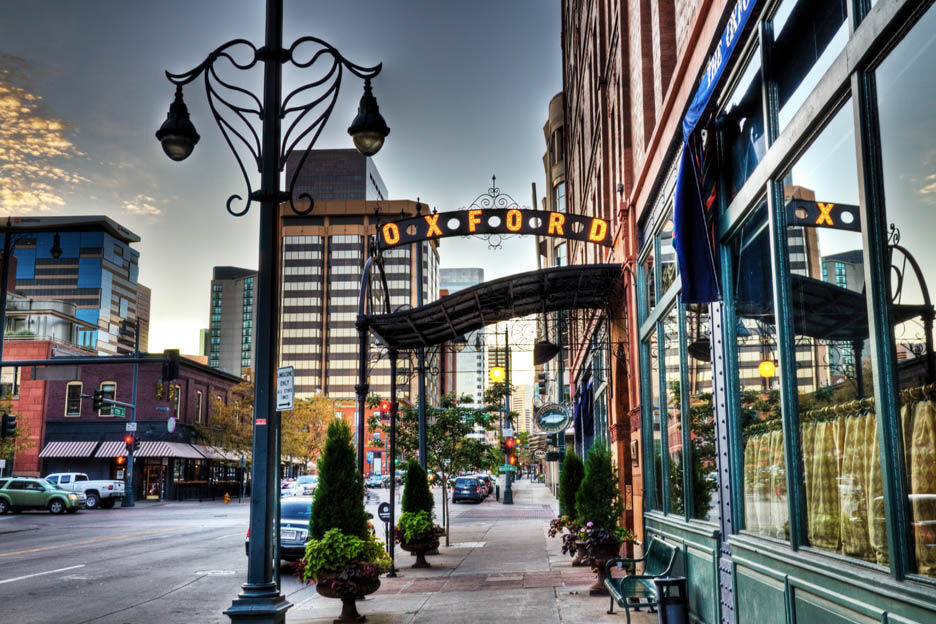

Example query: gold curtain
[742,428,787,539]
[907,400,936,576]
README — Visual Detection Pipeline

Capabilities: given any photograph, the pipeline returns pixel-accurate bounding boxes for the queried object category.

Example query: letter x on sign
[816,202,835,226]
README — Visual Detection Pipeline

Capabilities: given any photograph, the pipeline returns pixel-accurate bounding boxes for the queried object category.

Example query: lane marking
[213,532,241,540]
[0,525,192,558]
[0,564,85,585]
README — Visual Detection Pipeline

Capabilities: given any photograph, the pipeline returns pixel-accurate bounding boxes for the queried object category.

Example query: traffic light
[0,412,15,439]
[116,456,126,466]
[536,372,546,395]
[508,454,518,466]
[124,435,135,454]
[379,400,391,413]
[163,349,180,381]
[92,389,105,411]
[505,437,516,450]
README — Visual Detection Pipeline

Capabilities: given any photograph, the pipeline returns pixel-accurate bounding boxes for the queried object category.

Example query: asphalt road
[0,485,454,624]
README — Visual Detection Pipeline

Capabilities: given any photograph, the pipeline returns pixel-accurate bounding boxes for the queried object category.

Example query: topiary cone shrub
[558,450,584,520]
[401,458,434,515]
[310,418,370,540]
[575,444,623,533]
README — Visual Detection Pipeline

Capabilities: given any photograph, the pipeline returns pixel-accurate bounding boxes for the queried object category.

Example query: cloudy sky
[0,1,561,377]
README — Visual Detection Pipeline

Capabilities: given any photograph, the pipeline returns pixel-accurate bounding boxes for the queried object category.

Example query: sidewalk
[290,479,653,623]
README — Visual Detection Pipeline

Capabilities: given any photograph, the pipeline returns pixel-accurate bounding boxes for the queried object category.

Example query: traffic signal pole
[123,319,140,508]
[503,326,513,505]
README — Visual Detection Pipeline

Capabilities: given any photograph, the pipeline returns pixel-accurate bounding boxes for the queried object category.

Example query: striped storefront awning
[136,441,205,459]
[95,441,126,458]
[38,441,98,458]
[194,445,241,461]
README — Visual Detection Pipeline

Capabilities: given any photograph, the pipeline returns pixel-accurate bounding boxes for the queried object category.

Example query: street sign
[125,422,137,432]
[111,406,126,418]
[502,427,514,437]
[367,451,374,461]
[0,459,5,469]
[533,449,546,460]
[276,366,294,411]
[377,502,391,523]
[535,403,573,433]
[501,464,517,472]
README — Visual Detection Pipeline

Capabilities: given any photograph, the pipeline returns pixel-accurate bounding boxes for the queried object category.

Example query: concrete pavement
[291,478,654,624]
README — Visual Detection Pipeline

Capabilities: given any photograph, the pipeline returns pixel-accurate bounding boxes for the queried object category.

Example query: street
[0,485,456,624]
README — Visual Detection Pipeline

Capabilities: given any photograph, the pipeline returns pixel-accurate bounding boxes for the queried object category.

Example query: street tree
[196,372,253,456]
[281,394,339,469]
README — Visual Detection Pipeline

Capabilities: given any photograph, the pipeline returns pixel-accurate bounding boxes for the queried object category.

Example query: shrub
[395,510,435,543]
[299,528,390,583]
[401,458,434,515]
[558,450,584,519]
[310,419,369,540]
[575,444,623,533]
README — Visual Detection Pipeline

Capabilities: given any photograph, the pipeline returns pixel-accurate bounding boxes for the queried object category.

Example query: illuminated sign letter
[589,218,608,242]
[424,213,443,238]
[816,202,835,226]
[548,212,565,236]
[468,209,483,233]
[505,209,522,232]
[382,222,400,246]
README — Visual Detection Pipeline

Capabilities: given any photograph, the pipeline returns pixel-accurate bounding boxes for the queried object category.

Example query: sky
[0,0,561,383]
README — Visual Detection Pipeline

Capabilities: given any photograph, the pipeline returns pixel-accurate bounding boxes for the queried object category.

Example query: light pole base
[225,583,291,624]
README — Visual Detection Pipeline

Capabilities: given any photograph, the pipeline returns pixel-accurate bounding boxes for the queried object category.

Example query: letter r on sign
[548,212,565,236]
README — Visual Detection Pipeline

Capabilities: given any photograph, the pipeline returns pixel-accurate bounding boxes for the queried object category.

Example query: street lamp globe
[156,86,200,161]
[347,79,390,157]
[489,366,506,383]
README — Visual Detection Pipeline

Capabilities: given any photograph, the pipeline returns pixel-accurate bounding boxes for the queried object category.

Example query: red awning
[38,441,98,458]
[95,441,126,458]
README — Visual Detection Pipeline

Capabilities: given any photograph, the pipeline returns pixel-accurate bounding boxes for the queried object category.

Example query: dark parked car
[452,477,484,504]
[475,475,493,497]
[245,496,313,561]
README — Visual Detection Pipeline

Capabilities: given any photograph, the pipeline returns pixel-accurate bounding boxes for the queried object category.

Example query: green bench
[604,537,679,623]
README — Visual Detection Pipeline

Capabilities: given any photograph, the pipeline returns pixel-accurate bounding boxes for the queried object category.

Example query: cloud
[123,194,162,219]
[0,55,86,215]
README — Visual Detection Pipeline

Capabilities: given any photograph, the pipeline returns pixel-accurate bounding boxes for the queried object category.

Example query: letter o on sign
[505,209,522,232]
[382,223,400,246]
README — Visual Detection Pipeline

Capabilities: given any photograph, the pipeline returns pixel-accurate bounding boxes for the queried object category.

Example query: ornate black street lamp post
[156,2,388,622]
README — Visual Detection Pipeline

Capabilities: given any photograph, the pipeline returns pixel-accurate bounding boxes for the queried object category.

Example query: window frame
[65,382,82,417]
[98,381,117,417]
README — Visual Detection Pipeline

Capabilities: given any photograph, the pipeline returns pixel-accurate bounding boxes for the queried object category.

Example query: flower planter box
[399,535,441,568]
[315,573,381,623]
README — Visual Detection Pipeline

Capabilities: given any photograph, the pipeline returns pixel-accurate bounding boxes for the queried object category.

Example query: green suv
[0,477,83,514]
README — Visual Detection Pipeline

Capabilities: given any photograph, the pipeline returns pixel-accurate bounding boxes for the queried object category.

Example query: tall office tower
[284,149,387,201]
[4,216,141,355]
[513,384,534,433]
[134,283,151,352]
[279,200,440,401]
[199,328,210,356]
[439,268,486,406]
[207,266,258,374]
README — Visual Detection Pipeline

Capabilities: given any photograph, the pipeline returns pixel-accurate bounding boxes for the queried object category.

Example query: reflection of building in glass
[440,268,486,407]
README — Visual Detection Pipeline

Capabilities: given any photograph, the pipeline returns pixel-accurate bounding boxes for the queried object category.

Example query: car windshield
[40,479,63,490]
[296,476,317,484]
[455,478,477,487]
[281,500,313,521]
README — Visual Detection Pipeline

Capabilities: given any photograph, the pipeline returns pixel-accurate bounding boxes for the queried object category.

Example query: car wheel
[85,493,99,509]
[48,499,65,514]
[0,499,8,514]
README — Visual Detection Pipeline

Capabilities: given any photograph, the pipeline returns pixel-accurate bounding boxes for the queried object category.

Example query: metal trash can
[653,576,688,624]
[495,484,500,501]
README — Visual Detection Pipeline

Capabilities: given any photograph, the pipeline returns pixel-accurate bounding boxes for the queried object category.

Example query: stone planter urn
[570,538,588,566]
[586,540,622,596]
[399,535,441,568]
[315,572,381,623]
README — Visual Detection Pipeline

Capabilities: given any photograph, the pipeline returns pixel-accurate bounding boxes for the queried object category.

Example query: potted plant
[553,450,586,564]
[299,419,389,622]
[575,444,628,595]
[396,459,443,568]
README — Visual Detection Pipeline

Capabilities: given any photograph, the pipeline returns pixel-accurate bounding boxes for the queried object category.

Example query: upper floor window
[99,382,116,416]
[65,382,82,416]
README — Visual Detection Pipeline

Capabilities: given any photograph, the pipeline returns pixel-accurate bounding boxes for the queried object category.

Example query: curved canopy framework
[366,263,622,349]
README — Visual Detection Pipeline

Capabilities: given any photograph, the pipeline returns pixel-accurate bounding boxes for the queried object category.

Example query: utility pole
[416,236,427,470]
[503,325,513,505]
[122,319,140,507]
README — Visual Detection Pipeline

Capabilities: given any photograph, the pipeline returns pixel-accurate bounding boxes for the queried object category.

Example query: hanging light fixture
[347,79,390,157]
[156,86,200,161]
[533,340,561,366]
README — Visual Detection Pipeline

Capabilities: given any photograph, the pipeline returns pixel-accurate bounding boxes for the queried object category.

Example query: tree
[281,395,338,468]
[558,450,584,519]
[195,370,252,455]
[575,444,623,532]
[310,419,369,540]
[401,458,433,515]
[0,399,33,462]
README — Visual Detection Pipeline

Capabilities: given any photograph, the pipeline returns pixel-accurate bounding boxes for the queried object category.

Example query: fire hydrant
[224,492,231,504]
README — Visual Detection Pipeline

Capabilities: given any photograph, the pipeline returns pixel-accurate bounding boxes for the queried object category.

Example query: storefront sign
[535,403,572,433]
[533,449,546,461]
[376,208,612,250]
[786,199,861,232]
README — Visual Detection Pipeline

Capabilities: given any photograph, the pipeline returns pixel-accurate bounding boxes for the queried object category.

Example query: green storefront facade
[636,0,936,622]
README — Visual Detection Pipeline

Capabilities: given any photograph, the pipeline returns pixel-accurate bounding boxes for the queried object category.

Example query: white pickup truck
[44,473,125,509]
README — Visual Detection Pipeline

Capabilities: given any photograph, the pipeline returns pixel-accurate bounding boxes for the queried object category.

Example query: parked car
[245,496,313,561]
[44,473,124,510]
[364,475,383,488]
[0,477,84,514]
[280,481,302,498]
[295,475,318,496]
[452,476,484,504]
[476,475,493,497]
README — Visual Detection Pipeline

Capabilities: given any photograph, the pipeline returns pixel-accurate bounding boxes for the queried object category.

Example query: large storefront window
[663,305,684,514]
[734,202,789,540]
[875,2,936,578]
[659,213,677,295]
[783,103,889,564]
[686,305,717,522]
[648,329,663,511]
[721,47,765,200]
[771,0,848,134]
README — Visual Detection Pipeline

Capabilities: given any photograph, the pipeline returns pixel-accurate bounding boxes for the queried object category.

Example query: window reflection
[663,306,684,514]
[648,330,663,510]
[875,3,936,578]
[686,305,718,521]
[721,48,765,201]
[783,103,888,565]
[643,247,656,317]
[659,214,677,294]
[734,202,789,540]
[772,0,848,133]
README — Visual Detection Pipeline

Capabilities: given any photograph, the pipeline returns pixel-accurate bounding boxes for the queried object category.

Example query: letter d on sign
[588,218,608,243]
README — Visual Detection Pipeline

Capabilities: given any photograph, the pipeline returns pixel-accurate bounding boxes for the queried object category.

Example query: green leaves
[401,459,434,515]
[396,510,435,543]
[310,419,369,540]
[575,445,623,533]
[300,528,390,583]
[558,450,584,519]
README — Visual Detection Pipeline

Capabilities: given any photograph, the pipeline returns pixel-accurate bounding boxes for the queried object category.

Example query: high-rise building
[279,199,440,401]
[207,267,257,374]
[513,383,534,433]
[440,268,486,407]
[135,284,151,352]
[199,328,210,356]
[3,216,141,355]
[284,149,387,202]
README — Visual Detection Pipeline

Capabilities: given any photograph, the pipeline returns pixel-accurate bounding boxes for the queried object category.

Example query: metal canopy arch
[364,263,622,349]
